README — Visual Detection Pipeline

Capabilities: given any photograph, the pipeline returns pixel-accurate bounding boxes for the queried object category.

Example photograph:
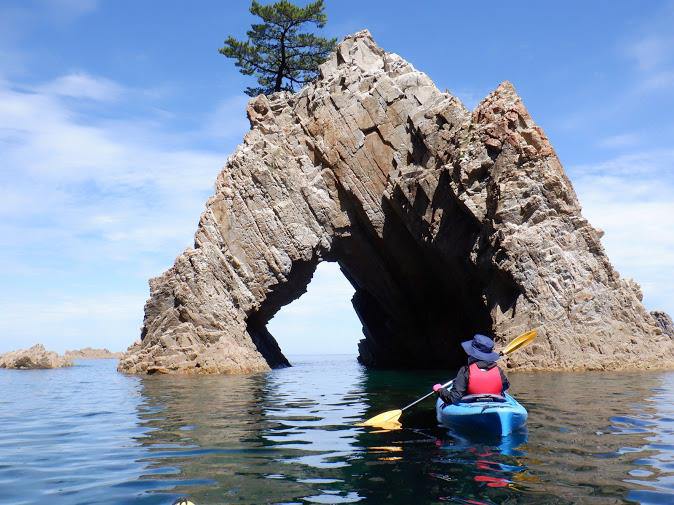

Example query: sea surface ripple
[0,356,672,504]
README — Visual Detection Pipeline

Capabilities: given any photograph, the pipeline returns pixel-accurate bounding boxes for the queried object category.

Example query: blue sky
[1,0,673,355]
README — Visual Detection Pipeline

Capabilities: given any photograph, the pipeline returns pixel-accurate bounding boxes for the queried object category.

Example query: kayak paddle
[358,378,454,430]
[499,329,537,355]
[359,329,538,429]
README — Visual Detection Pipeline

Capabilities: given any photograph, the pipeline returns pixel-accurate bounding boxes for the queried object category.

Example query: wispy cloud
[623,4,674,94]
[37,72,124,101]
[626,34,674,71]
[0,71,250,351]
[640,70,674,92]
[570,149,674,314]
[597,132,642,150]
[28,0,99,24]
[0,293,145,353]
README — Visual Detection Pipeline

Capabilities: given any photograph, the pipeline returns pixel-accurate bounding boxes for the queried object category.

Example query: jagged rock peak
[0,344,72,370]
[118,31,674,375]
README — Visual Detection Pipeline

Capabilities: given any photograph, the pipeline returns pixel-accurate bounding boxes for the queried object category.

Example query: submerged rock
[118,30,674,375]
[651,311,674,338]
[64,347,123,359]
[0,344,72,369]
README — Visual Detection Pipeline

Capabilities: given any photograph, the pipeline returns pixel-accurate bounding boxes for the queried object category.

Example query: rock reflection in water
[135,356,370,504]
[129,358,673,504]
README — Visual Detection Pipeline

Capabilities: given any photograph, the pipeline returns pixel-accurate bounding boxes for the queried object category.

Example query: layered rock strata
[118,30,674,374]
[0,344,72,369]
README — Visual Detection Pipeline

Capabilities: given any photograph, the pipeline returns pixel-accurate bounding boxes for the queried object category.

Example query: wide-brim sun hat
[461,333,500,362]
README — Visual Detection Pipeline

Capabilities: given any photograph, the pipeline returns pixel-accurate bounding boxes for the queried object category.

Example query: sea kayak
[436,394,527,436]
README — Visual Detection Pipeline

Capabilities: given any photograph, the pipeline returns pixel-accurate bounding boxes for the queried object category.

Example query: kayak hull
[435,394,527,436]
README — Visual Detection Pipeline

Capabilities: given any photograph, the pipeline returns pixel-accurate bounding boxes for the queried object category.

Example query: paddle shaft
[401,379,453,412]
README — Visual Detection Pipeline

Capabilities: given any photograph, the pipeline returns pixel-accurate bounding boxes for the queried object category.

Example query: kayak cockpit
[436,394,528,436]
[458,394,507,403]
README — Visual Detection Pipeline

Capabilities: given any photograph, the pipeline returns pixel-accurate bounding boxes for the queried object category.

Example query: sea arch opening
[266,262,362,362]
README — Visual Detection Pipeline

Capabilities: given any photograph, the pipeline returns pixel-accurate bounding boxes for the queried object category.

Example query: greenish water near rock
[0,356,672,504]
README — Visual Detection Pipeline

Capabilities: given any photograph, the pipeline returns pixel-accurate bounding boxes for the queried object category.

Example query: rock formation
[0,344,72,369]
[118,30,674,375]
[65,347,124,359]
[651,311,674,338]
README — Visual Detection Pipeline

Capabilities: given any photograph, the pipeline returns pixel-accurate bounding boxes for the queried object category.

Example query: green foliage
[219,0,337,96]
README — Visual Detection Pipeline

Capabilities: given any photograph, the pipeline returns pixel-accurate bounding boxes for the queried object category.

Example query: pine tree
[219,0,337,96]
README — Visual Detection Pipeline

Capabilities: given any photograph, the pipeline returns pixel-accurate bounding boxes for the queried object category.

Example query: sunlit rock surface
[0,344,72,369]
[65,348,124,359]
[651,311,674,338]
[118,30,674,375]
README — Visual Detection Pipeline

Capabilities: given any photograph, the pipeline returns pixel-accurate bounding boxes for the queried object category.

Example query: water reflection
[3,358,670,504]
[134,355,370,504]
[135,361,674,504]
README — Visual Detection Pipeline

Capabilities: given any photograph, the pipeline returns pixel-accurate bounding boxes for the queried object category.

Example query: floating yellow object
[359,329,538,430]
[358,409,402,429]
[500,329,537,355]
[370,446,403,452]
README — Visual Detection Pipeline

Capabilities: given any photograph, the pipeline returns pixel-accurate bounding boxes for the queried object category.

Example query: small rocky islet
[0,344,72,370]
[0,345,122,370]
[64,347,124,360]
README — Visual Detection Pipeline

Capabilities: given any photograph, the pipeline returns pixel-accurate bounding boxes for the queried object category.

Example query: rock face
[65,347,124,359]
[118,30,674,374]
[651,311,674,338]
[0,344,72,370]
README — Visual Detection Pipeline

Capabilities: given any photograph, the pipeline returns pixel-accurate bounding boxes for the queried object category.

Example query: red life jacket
[466,363,503,395]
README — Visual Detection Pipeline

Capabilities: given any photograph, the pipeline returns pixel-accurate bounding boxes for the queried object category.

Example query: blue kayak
[436,394,528,436]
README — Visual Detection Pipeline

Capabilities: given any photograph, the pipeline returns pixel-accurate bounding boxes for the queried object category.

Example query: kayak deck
[436,394,527,436]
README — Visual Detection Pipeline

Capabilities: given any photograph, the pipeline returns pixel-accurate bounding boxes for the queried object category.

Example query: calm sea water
[0,356,672,504]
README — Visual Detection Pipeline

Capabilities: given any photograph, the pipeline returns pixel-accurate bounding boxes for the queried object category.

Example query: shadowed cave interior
[246,177,521,371]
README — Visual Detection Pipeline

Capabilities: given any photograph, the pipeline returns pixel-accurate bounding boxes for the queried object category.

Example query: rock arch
[118,31,673,374]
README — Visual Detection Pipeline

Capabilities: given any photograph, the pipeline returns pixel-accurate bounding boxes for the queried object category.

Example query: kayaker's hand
[432,383,442,393]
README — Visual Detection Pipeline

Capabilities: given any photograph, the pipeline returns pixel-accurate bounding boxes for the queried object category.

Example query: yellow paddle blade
[358,409,403,430]
[370,446,403,452]
[501,329,537,355]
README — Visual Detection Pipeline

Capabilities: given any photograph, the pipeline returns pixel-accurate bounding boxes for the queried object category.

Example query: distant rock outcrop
[118,30,674,375]
[65,348,124,359]
[651,311,674,338]
[0,344,72,369]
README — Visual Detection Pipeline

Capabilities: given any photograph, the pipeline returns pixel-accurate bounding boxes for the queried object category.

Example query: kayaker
[433,334,510,404]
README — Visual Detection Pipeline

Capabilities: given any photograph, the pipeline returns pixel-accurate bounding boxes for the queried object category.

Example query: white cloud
[0,72,251,351]
[38,72,124,101]
[640,70,674,91]
[0,293,145,354]
[626,35,673,71]
[623,6,674,95]
[597,133,641,150]
[0,76,233,254]
[570,149,674,315]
